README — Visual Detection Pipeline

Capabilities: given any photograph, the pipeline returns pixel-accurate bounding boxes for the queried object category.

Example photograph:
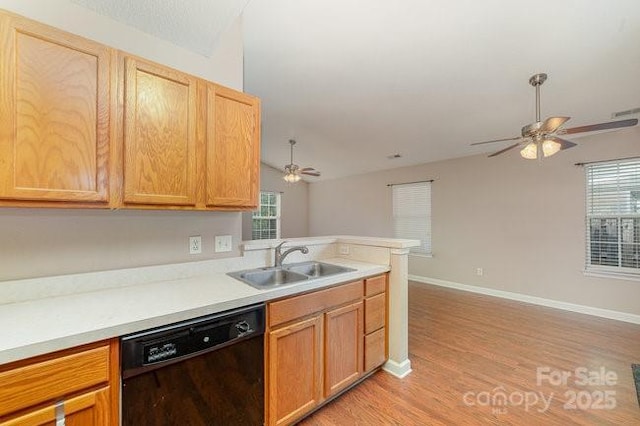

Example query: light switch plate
[215,235,232,253]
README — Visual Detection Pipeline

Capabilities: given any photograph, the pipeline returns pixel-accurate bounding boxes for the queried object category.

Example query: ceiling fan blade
[471,136,521,146]
[301,171,321,177]
[300,167,316,172]
[488,143,521,157]
[540,116,570,134]
[548,136,577,150]
[561,118,638,135]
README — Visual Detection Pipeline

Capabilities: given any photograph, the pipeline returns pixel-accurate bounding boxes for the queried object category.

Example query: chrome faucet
[274,241,309,267]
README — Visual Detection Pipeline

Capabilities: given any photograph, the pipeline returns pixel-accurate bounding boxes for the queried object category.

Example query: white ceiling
[70,0,249,56]
[243,0,640,180]
[71,1,640,181]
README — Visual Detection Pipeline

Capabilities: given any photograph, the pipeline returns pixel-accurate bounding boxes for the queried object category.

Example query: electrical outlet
[339,245,350,255]
[189,236,202,254]
[476,267,483,276]
[215,235,232,253]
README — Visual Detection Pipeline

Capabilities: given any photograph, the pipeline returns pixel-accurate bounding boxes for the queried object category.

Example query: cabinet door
[267,316,322,426]
[0,13,111,203]
[206,84,260,208]
[324,301,363,397]
[0,387,110,426]
[122,56,197,206]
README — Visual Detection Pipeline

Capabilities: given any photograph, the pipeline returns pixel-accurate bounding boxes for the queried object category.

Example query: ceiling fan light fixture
[541,138,561,157]
[520,142,538,160]
[520,138,562,160]
[473,73,640,159]
[282,139,320,182]
[283,172,301,183]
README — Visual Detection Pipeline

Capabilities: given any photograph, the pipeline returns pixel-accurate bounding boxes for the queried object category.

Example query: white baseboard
[382,358,412,378]
[409,274,640,325]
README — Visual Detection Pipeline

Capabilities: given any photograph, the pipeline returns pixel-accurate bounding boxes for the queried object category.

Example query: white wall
[242,164,310,240]
[309,128,640,316]
[0,1,246,281]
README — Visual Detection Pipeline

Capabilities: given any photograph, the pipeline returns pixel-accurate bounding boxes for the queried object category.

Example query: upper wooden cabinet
[0,12,112,205]
[205,84,260,209]
[120,56,198,206]
[118,59,260,210]
[0,9,261,211]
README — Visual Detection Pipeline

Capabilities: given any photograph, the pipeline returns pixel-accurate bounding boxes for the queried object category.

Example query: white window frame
[392,181,432,256]
[585,158,640,279]
[252,191,281,240]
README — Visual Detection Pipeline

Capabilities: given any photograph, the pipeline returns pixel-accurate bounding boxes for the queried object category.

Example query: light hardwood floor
[299,282,640,425]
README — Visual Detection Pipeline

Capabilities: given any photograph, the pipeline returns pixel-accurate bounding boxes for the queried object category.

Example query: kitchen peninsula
[0,236,417,425]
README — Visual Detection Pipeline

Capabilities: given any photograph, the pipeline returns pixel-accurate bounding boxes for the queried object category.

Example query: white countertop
[0,257,388,365]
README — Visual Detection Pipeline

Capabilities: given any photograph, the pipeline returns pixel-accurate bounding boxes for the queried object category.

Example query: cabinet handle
[55,400,65,426]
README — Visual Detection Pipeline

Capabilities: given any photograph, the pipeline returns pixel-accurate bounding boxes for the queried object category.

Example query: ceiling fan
[471,73,638,159]
[283,139,321,182]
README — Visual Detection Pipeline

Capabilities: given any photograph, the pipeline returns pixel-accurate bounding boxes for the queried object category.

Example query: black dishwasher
[120,304,265,426]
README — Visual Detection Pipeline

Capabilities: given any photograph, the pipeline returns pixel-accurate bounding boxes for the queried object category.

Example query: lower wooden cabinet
[266,277,384,426]
[363,275,388,373]
[0,340,119,426]
[324,301,363,397]
[267,315,323,426]
[1,387,110,426]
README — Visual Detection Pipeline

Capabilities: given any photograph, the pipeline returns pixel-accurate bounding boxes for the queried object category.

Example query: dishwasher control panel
[145,341,180,363]
[121,304,265,377]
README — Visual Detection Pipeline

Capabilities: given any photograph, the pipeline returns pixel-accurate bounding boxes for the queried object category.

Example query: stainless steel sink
[228,261,356,289]
[228,268,309,288]
[284,261,355,278]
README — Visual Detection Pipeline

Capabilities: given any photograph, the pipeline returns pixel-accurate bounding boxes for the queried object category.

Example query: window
[252,191,281,240]
[392,181,431,255]
[585,159,640,276]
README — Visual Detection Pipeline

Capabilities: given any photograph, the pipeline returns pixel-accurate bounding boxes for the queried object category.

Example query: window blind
[585,159,640,274]
[392,181,431,254]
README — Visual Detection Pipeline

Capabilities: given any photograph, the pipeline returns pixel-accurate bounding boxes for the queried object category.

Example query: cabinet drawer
[0,387,109,426]
[269,280,363,328]
[365,275,386,297]
[365,292,386,334]
[0,343,110,418]
[364,328,386,372]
